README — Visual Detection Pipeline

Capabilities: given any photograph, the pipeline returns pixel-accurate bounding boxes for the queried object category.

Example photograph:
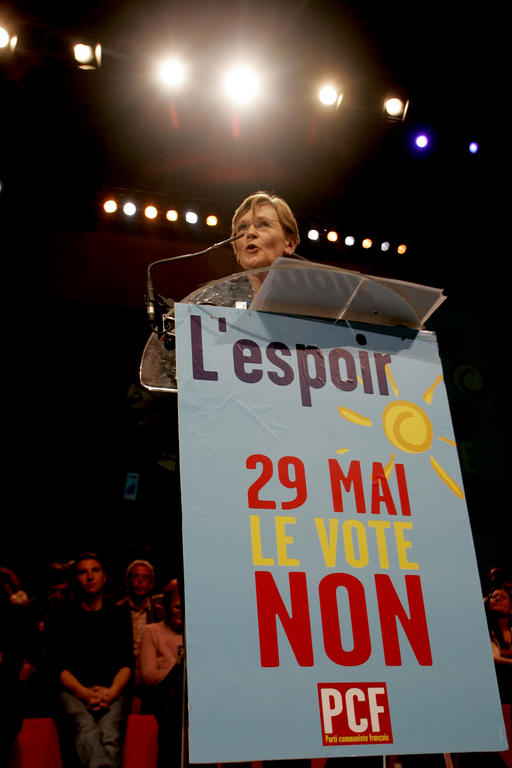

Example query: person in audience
[50,552,134,768]
[0,565,29,605]
[139,578,184,768]
[487,565,512,593]
[487,581,512,703]
[19,561,71,716]
[456,581,512,768]
[116,559,164,685]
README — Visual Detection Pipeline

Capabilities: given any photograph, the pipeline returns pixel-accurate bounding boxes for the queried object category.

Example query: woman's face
[489,589,512,615]
[167,593,183,631]
[234,203,296,271]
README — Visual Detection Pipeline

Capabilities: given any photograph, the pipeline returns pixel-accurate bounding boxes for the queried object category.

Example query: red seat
[7,718,64,768]
[122,714,159,768]
[7,714,159,768]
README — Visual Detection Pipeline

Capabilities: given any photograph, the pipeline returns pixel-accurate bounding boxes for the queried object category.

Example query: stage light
[384,97,409,121]
[318,85,343,107]
[327,230,338,242]
[381,241,390,252]
[344,235,355,246]
[414,134,429,149]
[0,25,17,52]
[166,209,178,221]
[123,202,136,216]
[319,85,337,105]
[144,205,158,219]
[185,211,198,224]
[397,243,407,254]
[159,58,186,88]
[73,42,101,70]
[469,141,479,154]
[223,65,260,106]
[307,229,320,241]
[206,215,218,226]
[362,238,372,249]
[103,199,117,213]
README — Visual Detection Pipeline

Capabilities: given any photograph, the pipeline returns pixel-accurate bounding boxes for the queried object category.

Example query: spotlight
[414,133,429,149]
[362,238,372,249]
[159,58,186,88]
[380,241,390,252]
[103,199,117,214]
[185,211,198,224]
[123,202,136,216]
[307,229,320,241]
[384,97,409,121]
[166,209,178,222]
[469,141,479,154]
[0,25,17,52]
[223,65,260,106]
[344,235,355,247]
[73,42,101,70]
[206,215,218,226]
[318,85,343,107]
[144,205,158,219]
[397,244,407,254]
[327,230,338,242]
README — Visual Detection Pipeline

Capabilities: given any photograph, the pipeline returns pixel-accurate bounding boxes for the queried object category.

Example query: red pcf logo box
[317,683,393,746]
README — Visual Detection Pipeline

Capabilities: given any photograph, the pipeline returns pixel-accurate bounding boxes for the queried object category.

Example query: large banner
[175,303,505,762]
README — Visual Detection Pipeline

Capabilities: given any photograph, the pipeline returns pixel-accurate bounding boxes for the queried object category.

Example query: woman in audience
[139,579,184,768]
[487,582,512,704]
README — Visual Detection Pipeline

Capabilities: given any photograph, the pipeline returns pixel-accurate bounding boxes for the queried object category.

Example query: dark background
[1,0,505,598]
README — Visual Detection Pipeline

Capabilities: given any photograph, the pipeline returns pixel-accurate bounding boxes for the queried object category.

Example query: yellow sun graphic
[336,366,464,499]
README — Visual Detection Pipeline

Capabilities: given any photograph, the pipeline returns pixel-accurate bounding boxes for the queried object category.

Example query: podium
[140,258,505,764]
[140,257,445,393]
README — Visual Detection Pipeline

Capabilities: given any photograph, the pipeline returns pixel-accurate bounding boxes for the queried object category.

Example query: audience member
[19,561,71,716]
[0,565,29,605]
[139,578,184,768]
[49,552,134,768]
[116,559,164,686]
[486,581,512,704]
[487,566,512,593]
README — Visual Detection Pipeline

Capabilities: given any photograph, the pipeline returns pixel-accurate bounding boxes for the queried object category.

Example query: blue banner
[175,303,505,762]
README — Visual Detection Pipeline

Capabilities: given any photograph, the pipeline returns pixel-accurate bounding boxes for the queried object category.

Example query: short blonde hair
[231,191,300,249]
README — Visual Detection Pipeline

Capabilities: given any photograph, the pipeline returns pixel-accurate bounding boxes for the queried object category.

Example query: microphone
[146,272,158,329]
[145,233,243,332]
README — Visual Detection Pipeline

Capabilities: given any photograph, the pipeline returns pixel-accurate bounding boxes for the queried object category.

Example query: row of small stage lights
[102,197,407,255]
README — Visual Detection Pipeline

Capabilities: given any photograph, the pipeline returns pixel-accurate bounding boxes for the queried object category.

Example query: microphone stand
[145,233,243,335]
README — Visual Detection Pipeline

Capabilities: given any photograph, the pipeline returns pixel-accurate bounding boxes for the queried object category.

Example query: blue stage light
[415,134,429,149]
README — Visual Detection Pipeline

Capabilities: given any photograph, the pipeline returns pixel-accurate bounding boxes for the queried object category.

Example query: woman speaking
[140,191,301,392]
